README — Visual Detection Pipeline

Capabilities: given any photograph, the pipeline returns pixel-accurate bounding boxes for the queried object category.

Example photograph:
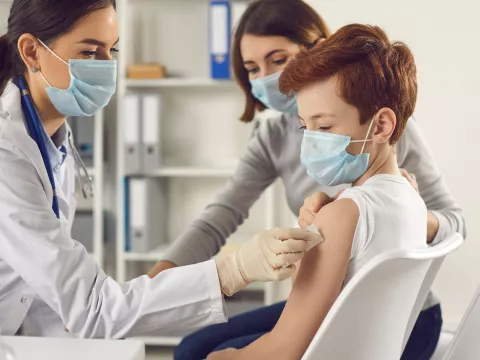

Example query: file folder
[72,211,94,253]
[128,178,167,253]
[124,94,142,174]
[141,94,162,171]
[209,0,231,79]
[69,116,94,168]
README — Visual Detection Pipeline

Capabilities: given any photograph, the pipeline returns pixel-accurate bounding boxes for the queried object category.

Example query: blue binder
[123,177,131,252]
[209,0,231,79]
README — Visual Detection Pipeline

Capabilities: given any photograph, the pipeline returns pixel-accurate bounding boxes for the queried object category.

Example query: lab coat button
[21,297,27,303]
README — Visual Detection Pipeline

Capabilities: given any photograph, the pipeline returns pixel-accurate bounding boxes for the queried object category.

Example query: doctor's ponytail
[0,0,116,95]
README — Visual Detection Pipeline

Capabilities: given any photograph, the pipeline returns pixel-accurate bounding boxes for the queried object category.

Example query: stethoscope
[13,75,93,218]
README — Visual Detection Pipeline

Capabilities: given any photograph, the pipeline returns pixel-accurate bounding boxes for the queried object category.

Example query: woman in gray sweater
[149,1,466,359]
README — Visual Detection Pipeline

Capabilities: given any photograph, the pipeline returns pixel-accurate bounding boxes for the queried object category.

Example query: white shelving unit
[71,112,105,267]
[125,78,236,88]
[91,110,105,267]
[147,166,236,178]
[115,0,280,346]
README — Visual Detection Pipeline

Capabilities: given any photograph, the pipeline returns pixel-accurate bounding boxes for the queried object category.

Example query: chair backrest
[402,233,464,350]
[301,234,463,360]
[443,284,480,360]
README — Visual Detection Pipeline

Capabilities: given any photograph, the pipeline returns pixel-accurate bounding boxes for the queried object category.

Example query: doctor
[0,0,321,338]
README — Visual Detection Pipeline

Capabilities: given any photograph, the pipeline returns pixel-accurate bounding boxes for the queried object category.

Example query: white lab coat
[0,82,227,338]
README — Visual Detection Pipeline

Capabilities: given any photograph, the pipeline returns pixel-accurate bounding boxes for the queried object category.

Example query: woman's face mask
[36,38,117,117]
[249,72,298,114]
[240,34,300,114]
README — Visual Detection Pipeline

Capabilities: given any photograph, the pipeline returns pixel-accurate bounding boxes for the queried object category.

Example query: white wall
[306,0,480,330]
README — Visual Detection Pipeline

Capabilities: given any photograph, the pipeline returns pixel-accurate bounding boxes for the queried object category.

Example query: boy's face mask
[300,119,375,186]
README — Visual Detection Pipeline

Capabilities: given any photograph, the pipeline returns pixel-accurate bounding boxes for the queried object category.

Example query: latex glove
[216,228,324,296]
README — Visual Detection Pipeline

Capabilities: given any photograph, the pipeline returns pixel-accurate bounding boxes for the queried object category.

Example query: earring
[31,67,39,73]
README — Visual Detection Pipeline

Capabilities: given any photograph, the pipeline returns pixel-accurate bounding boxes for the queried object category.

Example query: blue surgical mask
[250,72,297,114]
[301,119,375,186]
[37,39,117,117]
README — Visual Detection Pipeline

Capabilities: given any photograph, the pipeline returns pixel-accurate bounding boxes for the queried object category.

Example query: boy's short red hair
[279,24,417,144]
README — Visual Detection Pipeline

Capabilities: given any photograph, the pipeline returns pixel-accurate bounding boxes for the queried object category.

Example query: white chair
[431,284,480,360]
[301,233,463,360]
[402,234,464,351]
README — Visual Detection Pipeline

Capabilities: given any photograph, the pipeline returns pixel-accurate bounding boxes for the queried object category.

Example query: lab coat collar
[40,122,69,172]
[1,81,69,172]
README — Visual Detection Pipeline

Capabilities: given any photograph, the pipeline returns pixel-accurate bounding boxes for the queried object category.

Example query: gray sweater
[163,112,466,304]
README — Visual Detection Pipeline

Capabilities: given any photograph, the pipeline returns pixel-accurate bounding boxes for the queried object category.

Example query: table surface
[1,336,145,360]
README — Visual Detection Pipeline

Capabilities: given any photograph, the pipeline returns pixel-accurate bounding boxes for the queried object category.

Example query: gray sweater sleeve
[397,118,466,245]
[161,120,279,266]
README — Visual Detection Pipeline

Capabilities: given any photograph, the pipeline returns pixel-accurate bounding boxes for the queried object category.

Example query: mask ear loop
[37,38,69,66]
[36,38,69,88]
[360,118,375,154]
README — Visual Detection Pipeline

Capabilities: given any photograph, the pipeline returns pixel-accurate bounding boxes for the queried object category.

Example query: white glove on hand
[216,227,324,296]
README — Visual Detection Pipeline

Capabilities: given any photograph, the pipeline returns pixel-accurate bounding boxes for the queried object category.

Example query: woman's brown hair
[232,0,331,122]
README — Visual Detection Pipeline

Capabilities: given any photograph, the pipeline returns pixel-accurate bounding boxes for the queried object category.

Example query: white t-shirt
[339,174,428,284]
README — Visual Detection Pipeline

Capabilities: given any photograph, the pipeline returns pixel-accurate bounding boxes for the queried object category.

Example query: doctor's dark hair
[280,24,417,145]
[0,0,116,93]
[232,0,331,122]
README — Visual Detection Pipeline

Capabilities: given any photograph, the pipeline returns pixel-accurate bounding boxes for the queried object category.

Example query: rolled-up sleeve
[396,118,466,245]
[0,144,226,338]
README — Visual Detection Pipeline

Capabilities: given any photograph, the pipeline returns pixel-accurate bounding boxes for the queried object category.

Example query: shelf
[125,77,236,88]
[147,166,235,178]
[123,245,170,261]
[130,336,183,347]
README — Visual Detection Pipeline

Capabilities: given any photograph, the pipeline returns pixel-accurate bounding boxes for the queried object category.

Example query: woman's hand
[298,192,333,229]
[399,169,440,242]
[147,260,176,278]
[298,191,345,229]
[400,168,419,192]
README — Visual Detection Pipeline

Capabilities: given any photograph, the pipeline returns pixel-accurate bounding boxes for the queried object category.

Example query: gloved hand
[216,228,324,296]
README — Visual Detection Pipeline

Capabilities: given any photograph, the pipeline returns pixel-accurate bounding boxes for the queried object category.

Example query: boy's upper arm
[262,198,360,359]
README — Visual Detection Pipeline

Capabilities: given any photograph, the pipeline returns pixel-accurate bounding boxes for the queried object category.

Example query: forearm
[429,208,466,245]
[161,218,228,266]
[427,211,439,244]
[233,332,290,360]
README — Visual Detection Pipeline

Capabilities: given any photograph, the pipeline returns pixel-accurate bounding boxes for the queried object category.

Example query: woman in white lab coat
[0,0,321,338]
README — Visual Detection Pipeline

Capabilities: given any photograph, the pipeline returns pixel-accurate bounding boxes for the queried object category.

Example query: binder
[72,211,94,253]
[124,177,131,252]
[124,94,142,174]
[69,116,94,168]
[128,178,167,253]
[231,1,247,30]
[141,94,162,171]
[209,0,231,79]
